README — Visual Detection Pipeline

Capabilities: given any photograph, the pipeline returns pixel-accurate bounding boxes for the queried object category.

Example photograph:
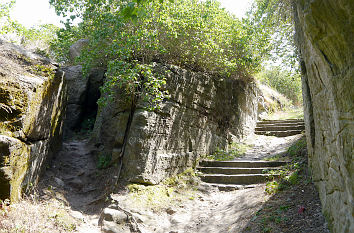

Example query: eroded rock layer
[294,0,354,232]
[0,40,66,201]
[92,64,258,184]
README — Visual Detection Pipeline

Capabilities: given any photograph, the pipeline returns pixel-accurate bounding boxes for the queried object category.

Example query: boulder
[294,0,354,232]
[63,65,88,105]
[92,64,258,184]
[62,65,88,134]
[87,68,105,109]
[69,39,89,63]
[0,39,66,201]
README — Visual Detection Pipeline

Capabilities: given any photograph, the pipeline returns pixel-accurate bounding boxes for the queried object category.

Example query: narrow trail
[38,139,103,232]
[36,133,327,233]
[102,134,327,233]
[110,184,268,233]
[237,134,302,161]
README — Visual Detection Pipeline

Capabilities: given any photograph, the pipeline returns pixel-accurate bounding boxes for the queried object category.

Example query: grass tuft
[0,197,77,232]
[126,168,199,210]
[206,142,250,161]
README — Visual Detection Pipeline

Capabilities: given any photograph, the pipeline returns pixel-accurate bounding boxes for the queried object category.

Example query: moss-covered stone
[0,39,66,202]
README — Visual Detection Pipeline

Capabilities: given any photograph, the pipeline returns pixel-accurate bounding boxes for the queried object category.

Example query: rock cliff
[92,64,258,184]
[294,0,354,232]
[0,40,66,201]
[62,65,104,138]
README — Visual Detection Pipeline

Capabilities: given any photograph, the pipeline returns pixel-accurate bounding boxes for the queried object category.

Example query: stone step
[256,123,304,129]
[206,183,258,191]
[200,174,279,185]
[257,119,304,124]
[255,129,303,137]
[199,160,287,168]
[255,125,305,131]
[197,167,280,175]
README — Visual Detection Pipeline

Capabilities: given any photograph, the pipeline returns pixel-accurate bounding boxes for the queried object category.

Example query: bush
[50,0,266,109]
[256,66,302,106]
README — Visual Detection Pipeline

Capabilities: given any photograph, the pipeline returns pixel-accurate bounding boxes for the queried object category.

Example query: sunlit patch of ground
[0,196,78,233]
[265,107,304,120]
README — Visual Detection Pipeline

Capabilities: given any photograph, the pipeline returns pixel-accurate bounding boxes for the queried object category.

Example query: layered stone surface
[294,0,354,232]
[0,39,66,201]
[92,64,258,184]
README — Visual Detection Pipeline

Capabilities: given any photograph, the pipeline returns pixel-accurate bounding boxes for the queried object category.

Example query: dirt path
[38,139,103,232]
[105,184,269,233]
[237,134,303,160]
[105,133,328,233]
[35,134,327,233]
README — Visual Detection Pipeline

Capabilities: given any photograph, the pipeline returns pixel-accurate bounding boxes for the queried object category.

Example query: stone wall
[294,0,353,232]
[0,40,66,201]
[92,64,258,184]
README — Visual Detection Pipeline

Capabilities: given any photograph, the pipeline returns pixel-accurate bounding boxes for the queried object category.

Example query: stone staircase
[198,160,287,191]
[255,119,305,137]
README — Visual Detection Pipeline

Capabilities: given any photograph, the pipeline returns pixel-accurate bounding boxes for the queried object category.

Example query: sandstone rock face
[62,65,88,134]
[62,65,104,138]
[294,0,354,232]
[0,39,66,201]
[92,64,258,184]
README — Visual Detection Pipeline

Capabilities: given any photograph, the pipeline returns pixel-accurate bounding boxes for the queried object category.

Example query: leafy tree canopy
[246,0,298,73]
[50,0,276,109]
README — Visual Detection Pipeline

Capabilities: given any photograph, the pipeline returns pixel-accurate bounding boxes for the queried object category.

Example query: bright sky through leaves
[10,0,253,28]
[10,0,62,27]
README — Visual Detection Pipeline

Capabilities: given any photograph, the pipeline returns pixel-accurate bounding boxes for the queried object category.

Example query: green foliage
[0,0,17,34]
[50,0,267,109]
[127,168,198,210]
[20,24,59,52]
[264,137,306,194]
[98,61,169,110]
[256,66,302,105]
[287,137,306,157]
[163,168,198,188]
[48,0,301,110]
[97,153,111,169]
[246,0,298,72]
[31,64,56,78]
[265,180,279,195]
[50,25,83,63]
[265,107,304,120]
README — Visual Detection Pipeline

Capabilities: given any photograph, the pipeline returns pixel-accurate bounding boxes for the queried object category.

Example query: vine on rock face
[98,61,169,111]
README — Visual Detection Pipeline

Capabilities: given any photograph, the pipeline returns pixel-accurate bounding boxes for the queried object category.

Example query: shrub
[256,66,302,106]
[50,0,266,109]
[97,153,111,169]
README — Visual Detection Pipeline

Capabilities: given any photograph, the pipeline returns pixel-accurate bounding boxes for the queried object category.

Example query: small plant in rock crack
[97,153,111,169]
